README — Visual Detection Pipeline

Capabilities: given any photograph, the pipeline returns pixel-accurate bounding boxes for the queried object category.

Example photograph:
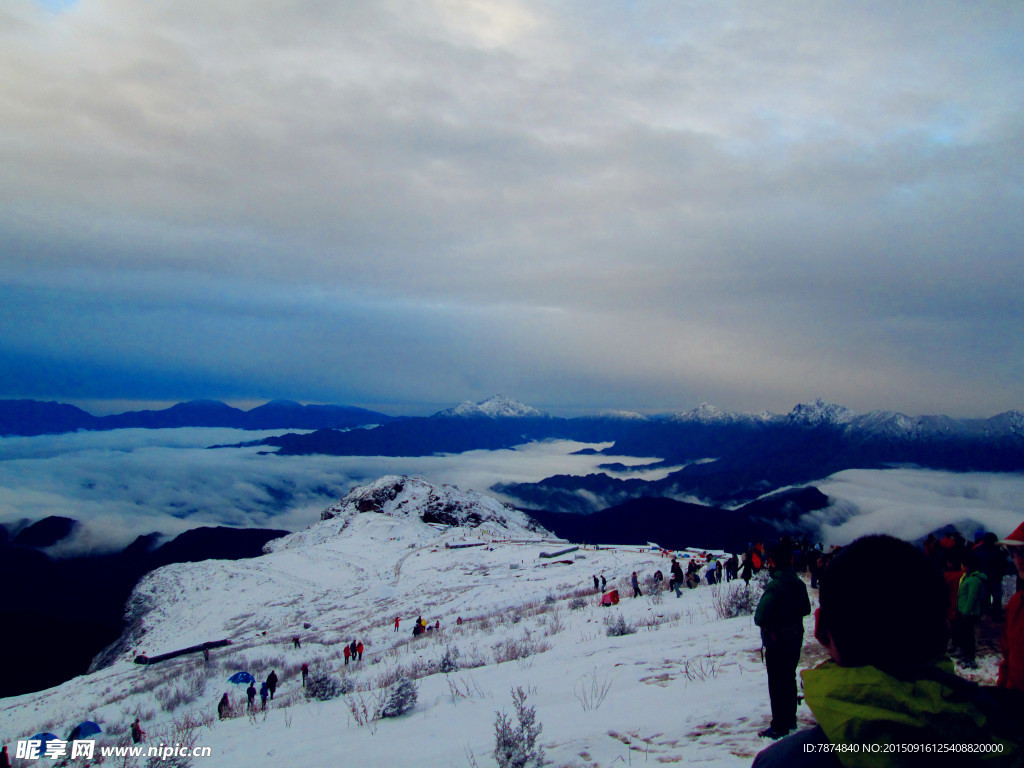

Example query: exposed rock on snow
[270,475,549,554]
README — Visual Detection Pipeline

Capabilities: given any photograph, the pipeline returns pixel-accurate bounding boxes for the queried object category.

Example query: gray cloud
[1,0,1022,415]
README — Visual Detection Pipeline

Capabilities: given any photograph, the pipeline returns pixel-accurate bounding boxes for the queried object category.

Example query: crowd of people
[752,521,1024,766]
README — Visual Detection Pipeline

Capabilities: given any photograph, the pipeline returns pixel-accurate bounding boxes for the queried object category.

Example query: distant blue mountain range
[0,398,397,435]
[5,395,1023,510]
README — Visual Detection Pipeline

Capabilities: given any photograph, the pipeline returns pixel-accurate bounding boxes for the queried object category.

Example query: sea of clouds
[810,469,1024,546]
[1,428,1021,556]
[0,428,670,555]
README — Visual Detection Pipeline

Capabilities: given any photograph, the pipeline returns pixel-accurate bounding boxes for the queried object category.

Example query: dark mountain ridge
[0,398,397,436]
[0,518,288,698]
[525,485,831,553]
[251,398,1024,509]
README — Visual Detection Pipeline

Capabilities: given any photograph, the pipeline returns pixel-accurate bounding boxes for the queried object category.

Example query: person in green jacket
[954,554,988,668]
[752,535,1019,768]
[754,540,811,739]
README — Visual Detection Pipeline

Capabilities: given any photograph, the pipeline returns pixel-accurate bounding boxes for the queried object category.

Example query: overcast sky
[2,0,1022,417]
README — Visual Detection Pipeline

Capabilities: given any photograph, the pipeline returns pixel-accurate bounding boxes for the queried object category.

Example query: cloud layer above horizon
[2,1,1022,416]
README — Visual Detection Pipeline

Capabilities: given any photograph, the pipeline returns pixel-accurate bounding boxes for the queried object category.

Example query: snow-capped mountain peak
[267,476,548,552]
[673,402,728,424]
[787,398,856,426]
[433,394,547,419]
[595,409,650,421]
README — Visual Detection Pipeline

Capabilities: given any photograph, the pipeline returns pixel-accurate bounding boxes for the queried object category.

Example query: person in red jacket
[343,644,351,665]
[997,521,1024,690]
[356,641,364,661]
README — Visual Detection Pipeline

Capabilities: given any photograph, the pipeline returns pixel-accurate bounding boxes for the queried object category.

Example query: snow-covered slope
[0,477,1005,768]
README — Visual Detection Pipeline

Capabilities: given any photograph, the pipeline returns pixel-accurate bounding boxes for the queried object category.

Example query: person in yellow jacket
[752,534,1019,768]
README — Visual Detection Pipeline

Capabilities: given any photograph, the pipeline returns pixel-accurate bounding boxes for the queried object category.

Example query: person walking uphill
[754,541,811,740]
[266,670,278,701]
[631,571,642,598]
[753,534,1020,768]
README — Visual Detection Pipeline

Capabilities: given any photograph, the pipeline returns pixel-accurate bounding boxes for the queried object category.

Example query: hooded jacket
[754,566,811,647]
[802,661,1018,767]
[958,570,987,618]
[755,661,1020,768]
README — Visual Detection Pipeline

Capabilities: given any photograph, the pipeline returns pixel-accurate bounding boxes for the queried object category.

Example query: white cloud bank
[812,468,1024,546]
[0,429,667,554]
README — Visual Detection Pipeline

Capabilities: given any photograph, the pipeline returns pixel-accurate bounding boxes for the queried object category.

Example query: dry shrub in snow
[440,644,461,673]
[306,672,344,701]
[494,686,544,768]
[377,677,418,718]
[603,613,635,637]
[492,634,551,664]
[712,574,767,619]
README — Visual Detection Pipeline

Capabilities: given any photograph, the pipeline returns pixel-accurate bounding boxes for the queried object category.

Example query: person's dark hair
[818,534,948,671]
[964,551,981,572]
[769,541,793,567]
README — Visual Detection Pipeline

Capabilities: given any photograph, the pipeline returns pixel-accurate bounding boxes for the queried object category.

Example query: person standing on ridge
[955,554,986,669]
[754,541,811,740]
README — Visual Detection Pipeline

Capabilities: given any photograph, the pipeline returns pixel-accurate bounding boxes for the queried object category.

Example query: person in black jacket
[217,693,231,720]
[266,670,278,700]
[754,541,811,740]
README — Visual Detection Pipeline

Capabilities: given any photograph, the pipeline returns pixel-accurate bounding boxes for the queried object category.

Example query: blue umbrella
[68,720,102,740]
[228,671,255,685]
